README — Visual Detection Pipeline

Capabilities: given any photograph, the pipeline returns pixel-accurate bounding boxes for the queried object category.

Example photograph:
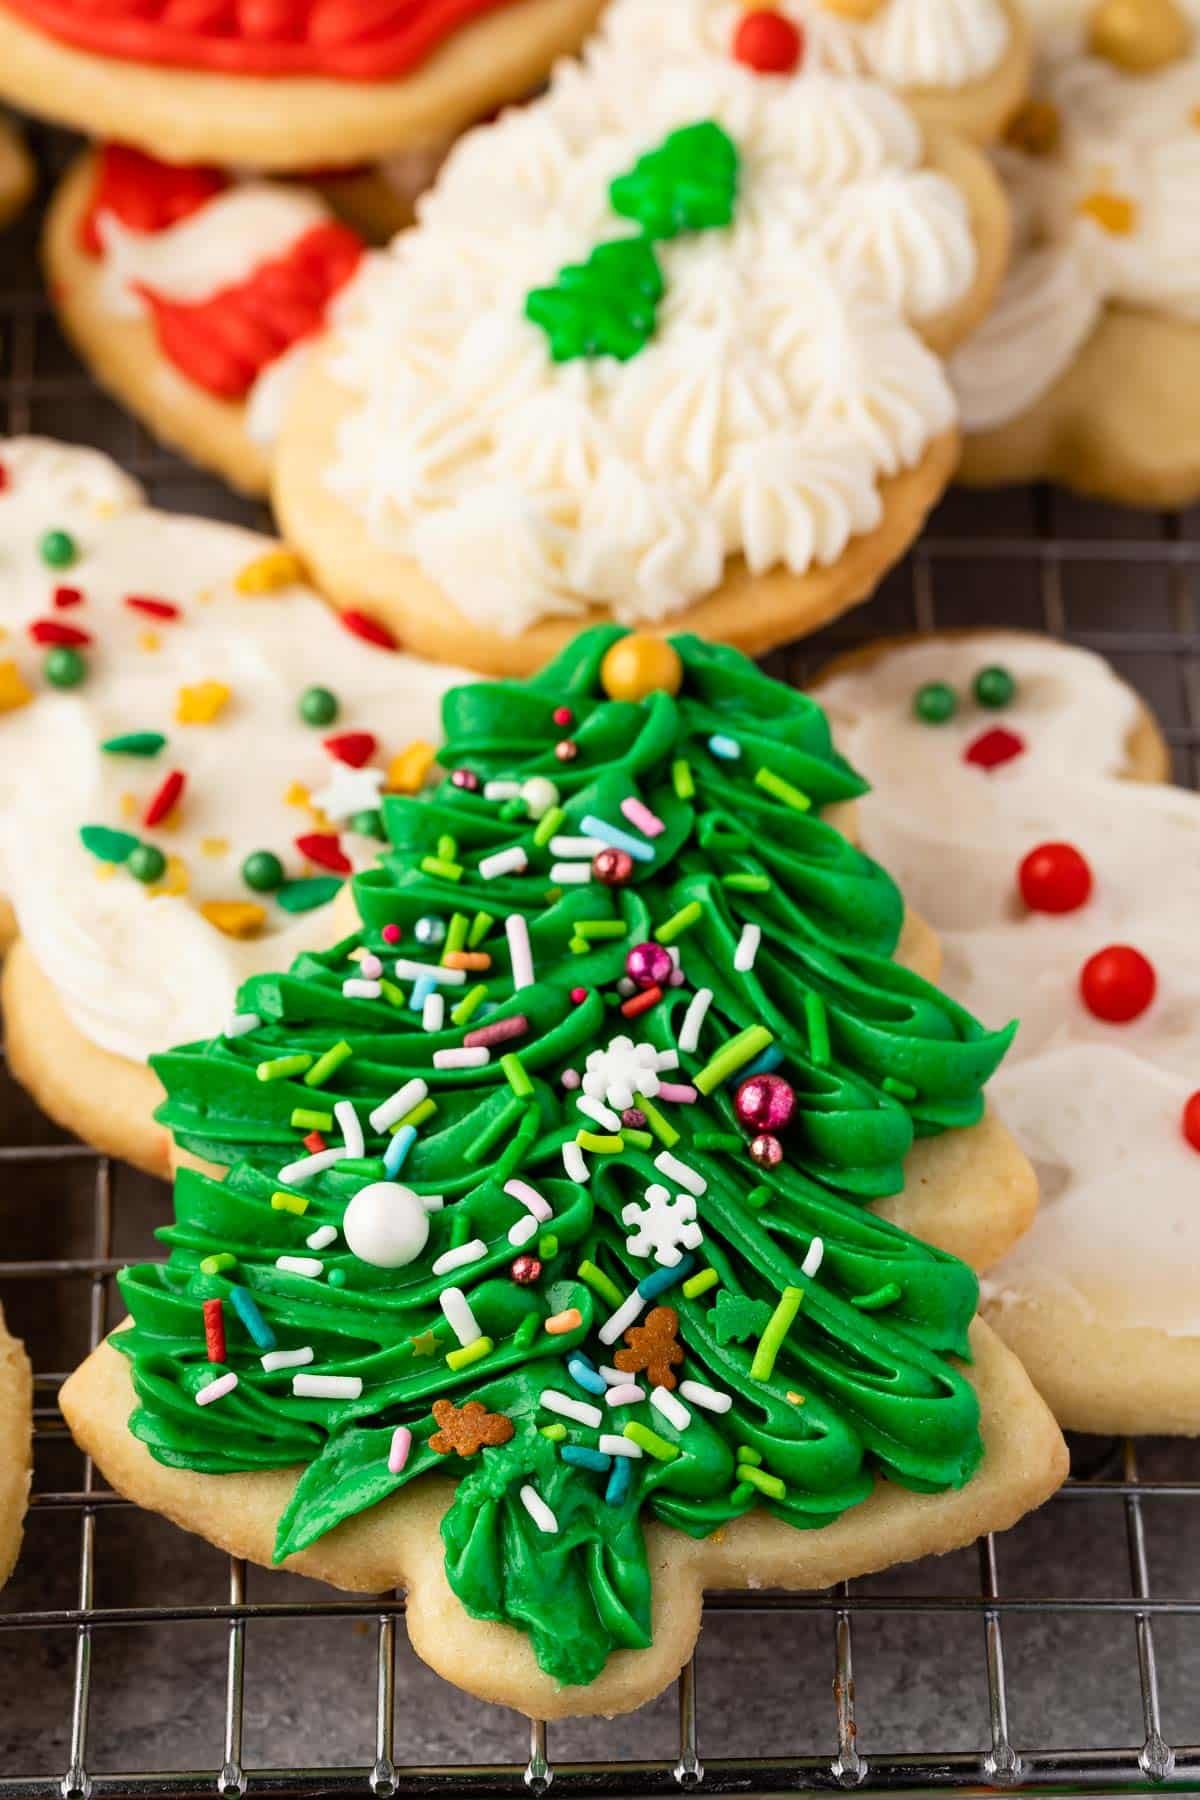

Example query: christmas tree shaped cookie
[61,630,1066,1718]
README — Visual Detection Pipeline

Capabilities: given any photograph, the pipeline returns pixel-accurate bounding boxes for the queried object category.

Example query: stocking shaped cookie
[818,631,1200,1434]
[46,147,368,496]
[950,0,1200,505]
[62,628,1066,1720]
[0,439,471,1175]
[0,0,606,169]
[270,0,1024,675]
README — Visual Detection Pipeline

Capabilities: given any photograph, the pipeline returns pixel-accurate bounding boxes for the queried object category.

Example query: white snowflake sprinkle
[621,1183,704,1269]
[583,1035,665,1112]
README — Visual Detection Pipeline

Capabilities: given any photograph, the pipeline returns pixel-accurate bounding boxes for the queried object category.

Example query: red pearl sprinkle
[381,923,402,945]
[1080,945,1156,1024]
[552,706,574,727]
[569,986,588,1005]
[303,1130,327,1154]
[1183,1092,1200,1153]
[511,1254,542,1285]
[732,7,804,73]
[323,730,377,768]
[1019,842,1093,914]
[341,609,397,651]
[964,726,1025,770]
[296,831,352,874]
[125,594,180,619]
[203,1297,226,1365]
[143,767,186,827]
[53,585,84,608]
[29,619,91,647]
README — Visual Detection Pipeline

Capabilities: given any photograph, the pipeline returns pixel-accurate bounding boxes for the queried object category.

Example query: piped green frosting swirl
[121,627,1015,1690]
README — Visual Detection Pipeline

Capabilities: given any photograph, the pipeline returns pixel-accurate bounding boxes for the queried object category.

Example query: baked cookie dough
[816,630,1200,1436]
[0,438,470,1175]
[950,0,1200,507]
[272,0,1018,677]
[45,146,370,499]
[0,0,606,172]
[63,625,1063,1720]
[0,1305,33,1593]
[0,117,33,229]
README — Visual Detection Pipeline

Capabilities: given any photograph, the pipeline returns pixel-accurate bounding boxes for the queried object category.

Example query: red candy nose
[732,8,804,73]
[964,726,1025,770]
[1079,945,1156,1024]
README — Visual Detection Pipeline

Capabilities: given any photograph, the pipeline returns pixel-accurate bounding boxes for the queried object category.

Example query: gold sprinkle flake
[200,900,266,938]
[148,855,190,899]
[1078,190,1137,235]
[200,837,230,858]
[0,660,33,713]
[119,792,138,820]
[177,680,231,724]
[94,862,118,882]
[387,741,435,793]
[138,630,162,653]
[786,1391,806,1407]
[235,548,305,595]
[285,781,311,808]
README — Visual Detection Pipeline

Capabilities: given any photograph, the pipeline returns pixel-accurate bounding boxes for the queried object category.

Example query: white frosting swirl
[951,0,1200,429]
[819,632,1200,1337]
[0,440,468,1063]
[323,0,977,634]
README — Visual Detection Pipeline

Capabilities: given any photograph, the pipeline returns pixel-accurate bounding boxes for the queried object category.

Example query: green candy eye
[913,681,957,724]
[973,665,1017,709]
[39,527,78,569]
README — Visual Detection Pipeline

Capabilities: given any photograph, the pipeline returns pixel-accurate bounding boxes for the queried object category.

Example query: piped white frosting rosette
[819,632,1200,1341]
[950,0,1200,431]
[0,439,469,1064]
[318,0,996,637]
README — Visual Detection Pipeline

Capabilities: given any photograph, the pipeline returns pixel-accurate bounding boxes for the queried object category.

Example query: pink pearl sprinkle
[570,987,588,1005]
[669,968,686,987]
[657,1082,697,1104]
[359,953,383,979]
[561,1069,581,1090]
[381,924,401,945]
[388,1426,412,1475]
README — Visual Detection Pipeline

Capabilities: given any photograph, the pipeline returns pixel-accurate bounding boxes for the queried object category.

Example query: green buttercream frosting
[121,627,1015,1691]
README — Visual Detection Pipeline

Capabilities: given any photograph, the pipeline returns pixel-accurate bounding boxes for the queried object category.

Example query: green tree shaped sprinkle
[525,237,665,364]
[610,121,740,240]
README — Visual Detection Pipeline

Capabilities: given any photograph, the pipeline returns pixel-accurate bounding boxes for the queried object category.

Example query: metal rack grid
[2,123,1200,1799]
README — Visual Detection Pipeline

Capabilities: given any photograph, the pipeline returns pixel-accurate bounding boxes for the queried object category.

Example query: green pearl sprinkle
[39,528,78,570]
[242,850,285,893]
[127,843,167,884]
[913,682,957,725]
[973,665,1017,710]
[298,685,338,727]
[44,646,86,688]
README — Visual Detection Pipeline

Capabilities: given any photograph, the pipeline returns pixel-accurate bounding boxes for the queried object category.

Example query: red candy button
[324,731,377,768]
[1080,945,1156,1024]
[1183,1093,1200,1153]
[732,7,804,73]
[964,726,1025,770]
[1019,842,1093,914]
[296,832,352,875]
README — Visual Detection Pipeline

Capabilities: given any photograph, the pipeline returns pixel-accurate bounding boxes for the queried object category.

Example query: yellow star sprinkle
[0,660,32,713]
[387,741,436,793]
[235,548,306,595]
[200,837,230,858]
[1078,191,1137,235]
[177,680,231,724]
[200,900,266,938]
[409,1330,439,1359]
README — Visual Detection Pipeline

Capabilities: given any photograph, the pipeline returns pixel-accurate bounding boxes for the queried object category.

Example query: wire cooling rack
[3,123,1200,1799]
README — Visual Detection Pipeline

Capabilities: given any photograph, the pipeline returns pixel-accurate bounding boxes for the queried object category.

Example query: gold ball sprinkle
[600,635,684,704]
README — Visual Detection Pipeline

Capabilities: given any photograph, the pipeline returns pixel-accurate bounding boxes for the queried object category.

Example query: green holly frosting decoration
[524,120,740,364]
[123,627,1016,1692]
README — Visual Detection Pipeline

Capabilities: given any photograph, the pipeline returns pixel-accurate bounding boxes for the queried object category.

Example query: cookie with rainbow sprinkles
[0,0,605,171]
[270,0,1023,676]
[817,630,1200,1435]
[951,0,1200,505]
[61,626,1066,1719]
[0,439,472,1176]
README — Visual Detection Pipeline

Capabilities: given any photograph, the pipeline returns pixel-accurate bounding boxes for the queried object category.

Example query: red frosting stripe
[136,220,364,397]
[3,0,518,79]
[79,142,227,256]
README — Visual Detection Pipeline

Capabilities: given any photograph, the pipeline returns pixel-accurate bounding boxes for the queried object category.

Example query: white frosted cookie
[0,1305,32,1592]
[951,0,1200,505]
[816,631,1200,1435]
[0,117,32,229]
[0,0,605,172]
[0,439,471,1174]
[272,0,1020,677]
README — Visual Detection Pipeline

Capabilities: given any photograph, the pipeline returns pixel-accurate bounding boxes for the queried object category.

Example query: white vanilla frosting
[951,0,1200,429]
[819,633,1200,1337]
[90,175,370,448]
[322,0,984,635]
[0,440,468,1063]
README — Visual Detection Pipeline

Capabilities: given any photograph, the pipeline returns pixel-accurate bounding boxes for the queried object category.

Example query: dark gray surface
[2,122,1200,1795]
